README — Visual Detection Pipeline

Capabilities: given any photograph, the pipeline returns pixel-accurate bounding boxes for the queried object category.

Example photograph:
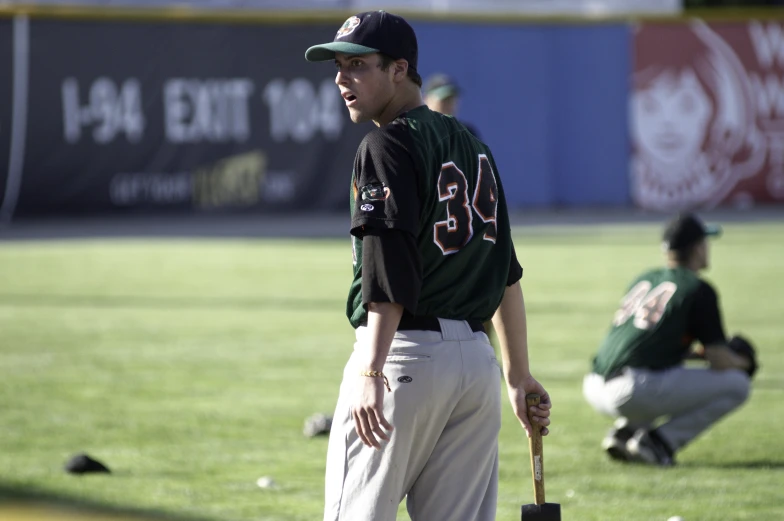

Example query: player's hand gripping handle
[526,393,546,505]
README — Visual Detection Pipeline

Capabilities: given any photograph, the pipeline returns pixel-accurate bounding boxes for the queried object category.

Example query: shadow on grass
[0,293,342,312]
[681,460,784,470]
[0,482,213,521]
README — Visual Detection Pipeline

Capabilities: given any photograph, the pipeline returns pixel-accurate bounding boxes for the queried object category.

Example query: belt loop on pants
[437,318,478,341]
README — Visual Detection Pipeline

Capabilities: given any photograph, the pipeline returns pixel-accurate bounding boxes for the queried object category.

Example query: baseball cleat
[626,429,675,467]
[601,426,635,462]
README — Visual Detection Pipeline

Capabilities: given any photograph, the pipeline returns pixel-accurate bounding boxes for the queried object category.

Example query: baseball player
[305,11,551,521]
[422,73,482,139]
[583,213,757,466]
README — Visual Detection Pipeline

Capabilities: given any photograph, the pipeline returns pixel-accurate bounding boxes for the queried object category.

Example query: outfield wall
[413,22,631,208]
[0,9,783,218]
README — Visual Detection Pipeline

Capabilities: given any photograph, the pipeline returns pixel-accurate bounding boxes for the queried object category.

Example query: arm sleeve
[689,281,727,347]
[507,242,523,286]
[361,229,422,314]
[350,126,420,238]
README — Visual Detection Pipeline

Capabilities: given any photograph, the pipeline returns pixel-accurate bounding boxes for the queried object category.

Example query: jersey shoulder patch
[359,182,391,202]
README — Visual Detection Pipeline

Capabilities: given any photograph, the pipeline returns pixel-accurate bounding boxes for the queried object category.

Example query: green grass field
[1,222,782,521]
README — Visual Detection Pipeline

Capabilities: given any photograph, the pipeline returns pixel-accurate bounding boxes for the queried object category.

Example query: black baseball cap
[304,11,418,72]
[423,74,460,100]
[662,213,722,251]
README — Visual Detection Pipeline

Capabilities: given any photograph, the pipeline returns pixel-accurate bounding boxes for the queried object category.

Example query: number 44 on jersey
[613,281,678,330]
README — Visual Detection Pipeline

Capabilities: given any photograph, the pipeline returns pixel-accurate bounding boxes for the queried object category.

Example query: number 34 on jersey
[434,154,498,255]
[351,153,499,265]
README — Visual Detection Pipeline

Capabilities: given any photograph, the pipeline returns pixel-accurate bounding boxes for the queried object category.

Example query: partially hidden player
[305,11,551,521]
[583,213,757,466]
[422,73,482,140]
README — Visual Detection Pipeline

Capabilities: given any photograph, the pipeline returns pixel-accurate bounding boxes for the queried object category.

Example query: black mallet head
[521,502,561,521]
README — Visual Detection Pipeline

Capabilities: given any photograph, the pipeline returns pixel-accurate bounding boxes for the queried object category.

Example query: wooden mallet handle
[526,393,546,505]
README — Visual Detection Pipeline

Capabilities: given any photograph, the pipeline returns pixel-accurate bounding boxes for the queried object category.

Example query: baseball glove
[727,334,758,378]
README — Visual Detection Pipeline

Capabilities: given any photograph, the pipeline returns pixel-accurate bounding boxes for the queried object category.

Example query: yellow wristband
[360,370,391,392]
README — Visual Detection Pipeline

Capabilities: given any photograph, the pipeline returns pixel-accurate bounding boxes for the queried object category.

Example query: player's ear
[392,59,408,83]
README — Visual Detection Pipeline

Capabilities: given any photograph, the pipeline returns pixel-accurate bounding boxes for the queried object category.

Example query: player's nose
[335,68,349,87]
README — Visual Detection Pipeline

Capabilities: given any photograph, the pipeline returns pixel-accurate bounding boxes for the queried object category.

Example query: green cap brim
[305,42,379,62]
[704,224,722,238]
[426,85,459,101]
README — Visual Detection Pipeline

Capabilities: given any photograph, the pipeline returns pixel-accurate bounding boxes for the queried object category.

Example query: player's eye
[351,59,364,68]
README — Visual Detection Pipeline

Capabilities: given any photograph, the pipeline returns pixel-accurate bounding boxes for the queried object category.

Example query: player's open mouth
[342,92,358,106]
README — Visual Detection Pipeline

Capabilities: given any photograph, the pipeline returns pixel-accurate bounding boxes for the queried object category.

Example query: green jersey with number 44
[346,106,519,328]
[592,267,708,377]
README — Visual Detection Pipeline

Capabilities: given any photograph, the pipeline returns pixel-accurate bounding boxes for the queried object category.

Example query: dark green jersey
[592,267,726,377]
[346,106,521,328]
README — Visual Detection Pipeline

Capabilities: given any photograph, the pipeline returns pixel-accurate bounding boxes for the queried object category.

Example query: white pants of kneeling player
[583,366,750,451]
[324,319,501,521]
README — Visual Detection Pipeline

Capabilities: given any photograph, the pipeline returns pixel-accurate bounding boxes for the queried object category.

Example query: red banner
[631,21,784,211]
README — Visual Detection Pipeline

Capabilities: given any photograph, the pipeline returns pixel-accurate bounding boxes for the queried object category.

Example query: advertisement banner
[15,19,368,216]
[0,19,12,208]
[631,21,784,211]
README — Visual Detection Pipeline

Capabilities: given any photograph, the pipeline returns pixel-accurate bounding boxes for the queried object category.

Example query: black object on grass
[64,453,111,474]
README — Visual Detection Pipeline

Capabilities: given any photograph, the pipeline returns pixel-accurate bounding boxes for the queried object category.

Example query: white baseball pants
[583,366,750,450]
[324,319,501,521]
